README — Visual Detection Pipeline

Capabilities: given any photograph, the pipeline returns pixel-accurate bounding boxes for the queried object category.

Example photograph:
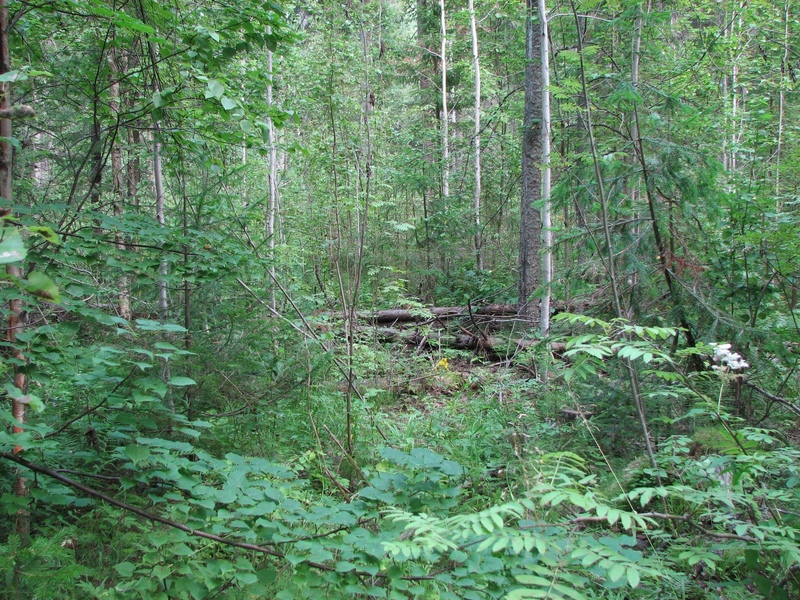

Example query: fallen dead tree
[323,300,586,325]
[362,326,566,361]
[365,326,529,351]
[317,302,572,366]
[326,303,519,324]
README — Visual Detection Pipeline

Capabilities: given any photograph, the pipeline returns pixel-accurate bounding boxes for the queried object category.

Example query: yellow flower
[435,358,449,371]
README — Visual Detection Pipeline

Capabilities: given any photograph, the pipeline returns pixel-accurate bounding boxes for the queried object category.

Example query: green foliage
[2,0,800,598]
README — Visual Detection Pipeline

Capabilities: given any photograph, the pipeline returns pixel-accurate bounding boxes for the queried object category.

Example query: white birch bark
[439,0,449,199]
[468,0,482,271]
[266,27,278,311]
[539,0,552,335]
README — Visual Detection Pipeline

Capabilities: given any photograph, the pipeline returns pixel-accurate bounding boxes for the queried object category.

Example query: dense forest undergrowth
[2,0,800,598]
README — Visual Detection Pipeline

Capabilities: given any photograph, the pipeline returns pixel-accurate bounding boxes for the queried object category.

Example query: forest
[1,0,799,598]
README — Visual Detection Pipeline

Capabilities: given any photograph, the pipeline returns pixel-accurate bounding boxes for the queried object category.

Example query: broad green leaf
[153,91,167,108]
[626,567,640,588]
[169,376,197,387]
[125,445,151,464]
[608,563,625,582]
[207,79,225,100]
[221,97,237,111]
[26,271,60,302]
[115,562,137,577]
[26,225,60,244]
[0,228,26,263]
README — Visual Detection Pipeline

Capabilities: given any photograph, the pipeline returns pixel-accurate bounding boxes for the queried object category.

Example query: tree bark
[518,0,542,323]
[323,303,520,324]
[468,0,482,272]
[266,26,278,312]
[108,47,131,320]
[1,0,30,540]
[439,0,449,199]
[538,0,552,335]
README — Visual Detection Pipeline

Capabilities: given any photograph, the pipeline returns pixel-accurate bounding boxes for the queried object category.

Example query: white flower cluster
[710,343,749,371]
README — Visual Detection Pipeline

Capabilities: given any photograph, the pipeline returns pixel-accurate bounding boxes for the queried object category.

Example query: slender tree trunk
[181,175,193,419]
[776,1,789,201]
[108,48,131,320]
[1,0,30,547]
[468,0,482,271]
[154,124,167,320]
[266,27,278,312]
[518,0,542,323]
[153,118,173,412]
[417,0,434,295]
[538,0,552,335]
[439,0,449,199]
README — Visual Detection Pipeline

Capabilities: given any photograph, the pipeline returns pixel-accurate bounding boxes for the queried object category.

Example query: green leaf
[25,271,61,302]
[0,136,20,150]
[169,376,197,387]
[26,225,60,244]
[221,97,237,111]
[153,91,167,108]
[0,70,25,82]
[0,228,26,264]
[152,564,172,580]
[206,80,225,100]
[115,561,137,577]
[236,572,259,584]
[608,563,625,582]
[626,567,640,588]
[125,445,151,464]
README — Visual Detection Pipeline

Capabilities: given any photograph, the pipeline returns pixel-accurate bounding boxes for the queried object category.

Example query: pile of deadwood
[322,302,580,360]
[325,302,596,421]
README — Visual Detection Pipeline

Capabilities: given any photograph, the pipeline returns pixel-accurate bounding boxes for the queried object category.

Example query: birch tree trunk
[776,1,789,200]
[538,0,552,335]
[108,48,131,320]
[266,26,278,311]
[154,122,167,320]
[468,0,482,272]
[153,117,173,412]
[518,0,542,323]
[439,0,449,199]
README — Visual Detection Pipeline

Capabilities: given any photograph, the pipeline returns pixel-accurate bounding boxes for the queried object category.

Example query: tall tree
[468,0,482,272]
[0,0,29,538]
[439,0,450,199]
[538,0,552,334]
[518,0,542,322]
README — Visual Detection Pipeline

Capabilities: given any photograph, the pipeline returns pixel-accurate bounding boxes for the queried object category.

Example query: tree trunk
[439,0,449,199]
[468,0,482,272]
[153,116,173,412]
[1,0,30,543]
[538,0,552,335]
[324,303,520,324]
[266,26,278,312]
[776,1,789,201]
[518,0,542,323]
[108,48,131,320]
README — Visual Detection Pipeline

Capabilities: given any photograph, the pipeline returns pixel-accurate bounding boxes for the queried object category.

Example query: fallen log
[324,300,587,325]
[361,327,538,355]
[325,304,519,324]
